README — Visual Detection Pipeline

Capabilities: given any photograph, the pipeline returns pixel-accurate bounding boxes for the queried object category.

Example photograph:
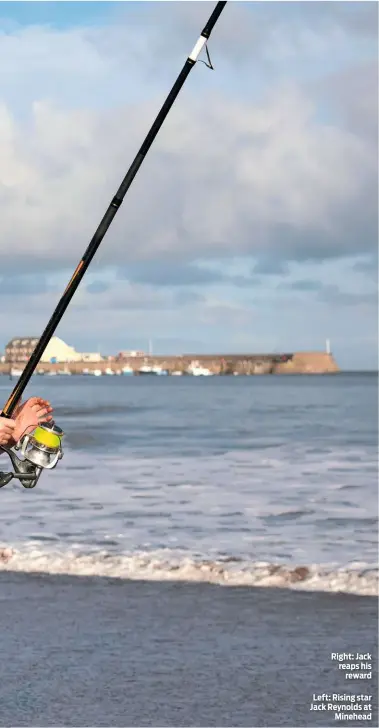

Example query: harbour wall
[0,352,339,375]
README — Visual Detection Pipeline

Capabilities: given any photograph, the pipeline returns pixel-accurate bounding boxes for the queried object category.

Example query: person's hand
[13,397,53,442]
[15,397,53,421]
[0,417,16,447]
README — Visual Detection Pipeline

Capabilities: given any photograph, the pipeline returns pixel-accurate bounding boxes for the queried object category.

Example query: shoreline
[1,547,377,597]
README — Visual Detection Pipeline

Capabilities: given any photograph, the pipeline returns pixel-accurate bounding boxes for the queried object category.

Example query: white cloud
[0,3,376,368]
[0,79,375,273]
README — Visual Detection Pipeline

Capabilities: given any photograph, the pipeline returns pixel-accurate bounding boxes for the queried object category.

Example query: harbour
[0,350,340,377]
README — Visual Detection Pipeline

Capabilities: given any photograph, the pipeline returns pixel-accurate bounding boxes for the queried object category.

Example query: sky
[0,0,377,369]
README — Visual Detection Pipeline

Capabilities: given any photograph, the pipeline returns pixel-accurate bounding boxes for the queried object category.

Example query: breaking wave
[0,546,377,596]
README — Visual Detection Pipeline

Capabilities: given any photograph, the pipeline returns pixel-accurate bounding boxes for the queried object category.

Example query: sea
[0,372,378,596]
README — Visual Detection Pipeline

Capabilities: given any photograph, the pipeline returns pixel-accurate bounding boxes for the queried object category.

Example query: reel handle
[0,446,43,489]
[0,470,41,488]
[0,472,14,488]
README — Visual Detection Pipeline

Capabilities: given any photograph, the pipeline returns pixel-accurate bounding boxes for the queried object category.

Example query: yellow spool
[32,426,61,449]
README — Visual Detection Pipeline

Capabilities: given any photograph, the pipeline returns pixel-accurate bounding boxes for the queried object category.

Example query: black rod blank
[2,1,227,417]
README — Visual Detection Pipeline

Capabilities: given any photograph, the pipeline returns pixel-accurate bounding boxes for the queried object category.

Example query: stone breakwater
[0,352,339,375]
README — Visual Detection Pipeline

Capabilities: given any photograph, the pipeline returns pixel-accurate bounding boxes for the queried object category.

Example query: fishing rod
[0,1,227,489]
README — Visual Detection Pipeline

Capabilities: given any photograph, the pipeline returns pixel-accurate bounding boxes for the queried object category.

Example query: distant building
[5,336,102,364]
[116,350,145,359]
[5,337,39,363]
[80,352,104,363]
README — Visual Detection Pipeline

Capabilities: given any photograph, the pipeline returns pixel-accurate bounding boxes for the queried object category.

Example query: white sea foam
[1,442,377,568]
[1,376,377,595]
[0,546,377,596]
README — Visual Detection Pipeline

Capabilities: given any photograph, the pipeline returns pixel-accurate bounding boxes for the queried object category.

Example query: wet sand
[0,572,377,727]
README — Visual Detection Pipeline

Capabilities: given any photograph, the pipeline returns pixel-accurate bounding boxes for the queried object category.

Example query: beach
[0,571,377,727]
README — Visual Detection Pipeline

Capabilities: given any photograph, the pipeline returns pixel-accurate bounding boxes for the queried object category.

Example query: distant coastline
[0,351,340,376]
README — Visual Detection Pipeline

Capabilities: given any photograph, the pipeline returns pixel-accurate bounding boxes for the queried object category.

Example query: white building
[40,336,102,363]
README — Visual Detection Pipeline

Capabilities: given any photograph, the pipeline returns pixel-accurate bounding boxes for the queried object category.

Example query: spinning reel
[0,421,64,489]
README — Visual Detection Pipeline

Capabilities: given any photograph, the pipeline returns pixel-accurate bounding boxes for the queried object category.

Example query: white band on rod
[188,35,207,62]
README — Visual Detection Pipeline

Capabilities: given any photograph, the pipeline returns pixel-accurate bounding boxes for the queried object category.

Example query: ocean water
[0,373,377,595]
